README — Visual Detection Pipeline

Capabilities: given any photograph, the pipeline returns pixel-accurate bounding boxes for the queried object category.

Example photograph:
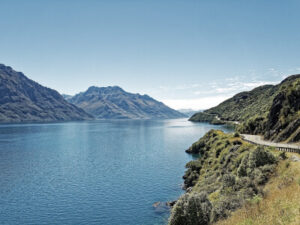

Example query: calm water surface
[0,118,232,225]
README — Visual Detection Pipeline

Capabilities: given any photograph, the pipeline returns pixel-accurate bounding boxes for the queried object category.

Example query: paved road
[215,115,240,125]
[242,134,300,150]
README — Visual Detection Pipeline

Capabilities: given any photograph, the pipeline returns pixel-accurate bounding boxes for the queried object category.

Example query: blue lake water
[0,118,232,225]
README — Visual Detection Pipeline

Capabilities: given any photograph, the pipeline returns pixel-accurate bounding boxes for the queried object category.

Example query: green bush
[233,132,240,137]
[169,192,212,225]
[279,151,288,160]
[248,147,277,168]
[222,174,236,188]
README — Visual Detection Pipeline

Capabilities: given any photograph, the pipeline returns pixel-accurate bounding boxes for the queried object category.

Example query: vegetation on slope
[205,85,276,122]
[169,130,280,225]
[238,75,300,142]
[189,75,300,143]
[216,153,300,225]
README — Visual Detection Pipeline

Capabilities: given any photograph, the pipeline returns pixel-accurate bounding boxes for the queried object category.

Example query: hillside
[216,153,300,225]
[0,64,93,123]
[67,86,185,119]
[169,130,281,225]
[189,75,300,143]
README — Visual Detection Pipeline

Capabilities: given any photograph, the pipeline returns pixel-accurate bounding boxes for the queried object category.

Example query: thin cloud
[162,95,233,110]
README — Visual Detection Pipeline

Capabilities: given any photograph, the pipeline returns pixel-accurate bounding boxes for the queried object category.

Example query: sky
[1,0,300,110]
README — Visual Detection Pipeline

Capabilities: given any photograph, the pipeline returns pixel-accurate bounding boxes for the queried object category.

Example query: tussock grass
[216,153,300,225]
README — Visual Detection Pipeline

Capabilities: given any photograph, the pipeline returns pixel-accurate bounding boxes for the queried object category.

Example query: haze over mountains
[0,64,184,123]
[66,86,185,119]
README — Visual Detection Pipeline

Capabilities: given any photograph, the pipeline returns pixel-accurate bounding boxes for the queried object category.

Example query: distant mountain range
[0,64,93,123]
[66,86,185,119]
[0,64,184,123]
[190,74,300,143]
[178,109,201,117]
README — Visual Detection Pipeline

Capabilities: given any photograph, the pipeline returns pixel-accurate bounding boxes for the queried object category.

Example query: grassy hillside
[168,130,281,225]
[189,75,300,143]
[238,75,300,142]
[205,85,276,122]
[216,153,300,225]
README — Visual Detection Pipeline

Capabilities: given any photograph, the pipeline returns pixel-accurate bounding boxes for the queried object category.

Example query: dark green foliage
[189,112,216,123]
[263,78,300,142]
[279,151,287,160]
[186,139,205,154]
[248,147,277,168]
[238,116,267,134]
[183,170,199,188]
[222,174,236,188]
[186,160,202,171]
[237,153,249,177]
[233,132,240,137]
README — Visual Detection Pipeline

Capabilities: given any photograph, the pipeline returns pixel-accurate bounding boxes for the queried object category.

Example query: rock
[166,200,177,207]
[290,155,300,162]
[152,201,170,214]
[152,201,161,208]
[186,187,193,193]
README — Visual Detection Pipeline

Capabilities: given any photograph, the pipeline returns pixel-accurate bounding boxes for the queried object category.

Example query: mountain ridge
[189,74,300,143]
[67,85,185,119]
[0,64,93,123]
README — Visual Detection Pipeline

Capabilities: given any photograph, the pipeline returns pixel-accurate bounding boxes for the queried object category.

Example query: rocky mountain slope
[0,64,93,123]
[189,75,300,143]
[67,86,185,119]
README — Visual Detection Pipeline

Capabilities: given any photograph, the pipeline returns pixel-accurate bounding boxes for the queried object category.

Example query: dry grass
[216,153,300,225]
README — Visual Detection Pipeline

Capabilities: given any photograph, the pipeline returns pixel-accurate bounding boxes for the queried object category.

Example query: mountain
[178,109,200,117]
[62,94,73,101]
[0,64,93,123]
[189,74,300,143]
[67,86,185,119]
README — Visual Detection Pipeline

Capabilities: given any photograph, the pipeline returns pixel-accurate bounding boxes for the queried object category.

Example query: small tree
[169,192,212,225]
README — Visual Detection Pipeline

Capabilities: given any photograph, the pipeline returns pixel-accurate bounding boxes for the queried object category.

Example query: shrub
[279,151,287,160]
[248,194,263,205]
[186,160,202,171]
[183,170,199,188]
[285,161,290,168]
[252,168,267,185]
[210,196,242,222]
[237,153,249,177]
[222,174,236,188]
[233,132,240,137]
[169,192,212,225]
[248,147,277,168]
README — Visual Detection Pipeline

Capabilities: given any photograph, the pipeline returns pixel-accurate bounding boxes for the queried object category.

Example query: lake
[0,118,232,225]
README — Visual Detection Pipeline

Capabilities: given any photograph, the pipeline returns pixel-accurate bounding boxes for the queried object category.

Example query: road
[241,134,300,153]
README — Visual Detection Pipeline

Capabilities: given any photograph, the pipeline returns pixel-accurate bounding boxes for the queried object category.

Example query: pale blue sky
[1,0,300,109]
